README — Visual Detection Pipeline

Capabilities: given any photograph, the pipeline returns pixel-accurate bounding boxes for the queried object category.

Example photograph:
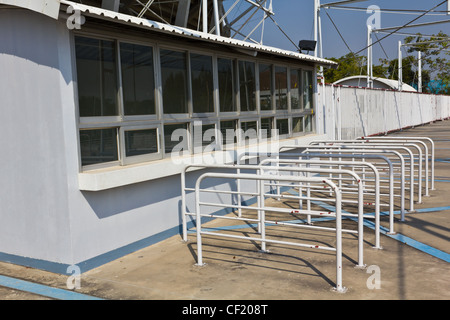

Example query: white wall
[318,84,450,140]
[0,10,74,265]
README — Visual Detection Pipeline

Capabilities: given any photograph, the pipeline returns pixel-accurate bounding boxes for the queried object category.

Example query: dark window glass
[218,58,235,112]
[120,43,155,115]
[160,49,188,114]
[238,61,256,112]
[191,54,214,113]
[124,129,158,157]
[75,36,119,117]
[290,69,302,110]
[79,128,118,166]
[164,123,189,154]
[275,66,288,110]
[261,117,273,138]
[259,64,273,111]
[241,121,258,141]
[277,119,289,135]
[220,120,237,146]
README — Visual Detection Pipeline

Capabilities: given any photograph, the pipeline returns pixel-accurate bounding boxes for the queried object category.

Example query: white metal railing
[182,162,369,267]
[301,147,408,220]
[193,172,347,293]
[308,141,424,206]
[238,151,396,234]
[357,136,435,190]
[258,157,382,248]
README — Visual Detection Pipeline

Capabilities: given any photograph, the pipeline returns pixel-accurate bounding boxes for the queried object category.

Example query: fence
[318,84,450,140]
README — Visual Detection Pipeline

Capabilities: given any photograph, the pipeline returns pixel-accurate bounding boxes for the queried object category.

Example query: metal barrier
[193,172,347,293]
[300,147,409,220]
[181,163,367,267]
[358,136,435,191]
[238,152,396,235]
[181,134,436,294]
[308,141,424,206]
[258,158,382,249]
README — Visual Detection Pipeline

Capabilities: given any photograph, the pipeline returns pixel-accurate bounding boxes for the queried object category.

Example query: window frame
[73,30,317,172]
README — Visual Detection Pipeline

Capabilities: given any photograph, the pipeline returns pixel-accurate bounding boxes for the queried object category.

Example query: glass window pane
[238,61,256,112]
[124,129,158,157]
[261,117,273,138]
[290,69,302,110]
[160,49,188,114]
[303,70,313,110]
[120,43,156,115]
[293,117,304,133]
[164,123,189,154]
[277,119,289,135]
[218,58,235,112]
[201,124,216,147]
[304,115,313,132]
[79,128,118,166]
[259,64,272,111]
[275,66,288,110]
[191,53,214,113]
[75,36,119,117]
[220,120,237,146]
[241,121,258,141]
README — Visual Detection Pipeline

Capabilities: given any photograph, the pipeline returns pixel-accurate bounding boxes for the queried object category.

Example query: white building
[333,75,417,92]
[0,1,338,273]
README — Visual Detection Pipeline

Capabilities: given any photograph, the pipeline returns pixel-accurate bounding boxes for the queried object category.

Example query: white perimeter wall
[318,84,450,140]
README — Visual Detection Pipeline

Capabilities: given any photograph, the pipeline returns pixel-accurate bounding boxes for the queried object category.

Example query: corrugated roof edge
[59,0,337,67]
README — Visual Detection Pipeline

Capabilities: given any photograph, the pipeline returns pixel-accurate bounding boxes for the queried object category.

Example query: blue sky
[226,0,449,64]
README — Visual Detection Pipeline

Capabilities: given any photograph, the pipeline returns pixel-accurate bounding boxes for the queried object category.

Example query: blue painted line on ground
[0,275,103,300]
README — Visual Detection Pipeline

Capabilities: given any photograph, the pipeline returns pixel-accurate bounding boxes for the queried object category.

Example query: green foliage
[323,32,449,95]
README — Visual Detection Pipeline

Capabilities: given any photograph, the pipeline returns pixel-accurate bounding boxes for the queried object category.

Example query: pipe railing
[358,136,435,191]
[194,172,347,293]
[182,163,368,265]
[308,141,424,205]
[238,152,396,234]
[301,147,408,220]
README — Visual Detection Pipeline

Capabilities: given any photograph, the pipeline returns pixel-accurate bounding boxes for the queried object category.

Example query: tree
[323,53,366,83]
[323,31,449,95]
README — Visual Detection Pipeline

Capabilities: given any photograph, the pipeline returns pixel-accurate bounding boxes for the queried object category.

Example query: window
[217,58,235,112]
[79,128,119,166]
[124,128,158,157]
[220,120,238,147]
[75,35,316,171]
[303,70,313,110]
[259,64,273,111]
[290,68,302,110]
[304,115,313,132]
[238,61,256,112]
[164,123,189,155]
[276,118,289,136]
[292,116,304,134]
[120,42,156,116]
[260,117,273,139]
[191,53,214,113]
[75,36,119,117]
[160,49,189,114]
[241,120,258,143]
[275,66,288,110]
